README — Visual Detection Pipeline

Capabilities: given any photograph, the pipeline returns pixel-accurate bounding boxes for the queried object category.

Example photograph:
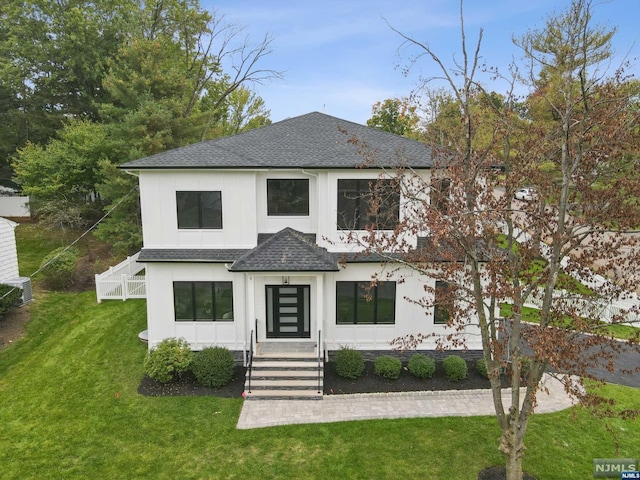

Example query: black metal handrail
[317,329,322,394]
[246,323,256,394]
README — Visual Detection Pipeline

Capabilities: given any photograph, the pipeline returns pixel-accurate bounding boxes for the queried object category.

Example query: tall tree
[357,2,640,479]
[9,0,279,252]
[212,86,272,136]
[12,119,108,229]
[93,1,280,252]
[0,0,132,168]
[367,97,420,137]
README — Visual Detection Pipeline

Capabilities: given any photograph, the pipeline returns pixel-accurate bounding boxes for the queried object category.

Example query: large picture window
[434,280,451,325]
[267,179,309,216]
[336,281,396,324]
[173,282,234,321]
[176,191,222,229]
[337,179,399,230]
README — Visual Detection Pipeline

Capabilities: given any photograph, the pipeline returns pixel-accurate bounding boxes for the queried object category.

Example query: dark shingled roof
[230,227,339,272]
[138,249,249,263]
[136,240,426,267]
[119,112,434,170]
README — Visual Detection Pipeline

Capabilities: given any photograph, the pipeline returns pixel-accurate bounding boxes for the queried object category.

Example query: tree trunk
[500,422,526,480]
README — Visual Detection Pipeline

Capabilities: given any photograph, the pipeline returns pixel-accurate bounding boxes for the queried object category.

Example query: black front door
[266,285,310,338]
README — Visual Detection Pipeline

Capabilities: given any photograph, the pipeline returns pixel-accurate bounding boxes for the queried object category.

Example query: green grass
[14,221,120,280]
[500,303,640,340]
[1,292,638,479]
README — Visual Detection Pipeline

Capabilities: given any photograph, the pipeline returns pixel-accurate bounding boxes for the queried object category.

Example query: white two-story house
[120,112,482,359]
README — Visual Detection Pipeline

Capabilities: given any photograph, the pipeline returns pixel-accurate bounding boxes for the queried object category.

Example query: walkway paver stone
[237,373,576,429]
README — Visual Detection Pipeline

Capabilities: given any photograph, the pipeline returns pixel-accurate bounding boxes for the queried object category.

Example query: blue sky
[204,0,639,124]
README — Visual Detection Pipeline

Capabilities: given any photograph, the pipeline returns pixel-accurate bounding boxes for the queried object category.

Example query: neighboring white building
[0,217,19,282]
[0,216,31,305]
[120,112,483,356]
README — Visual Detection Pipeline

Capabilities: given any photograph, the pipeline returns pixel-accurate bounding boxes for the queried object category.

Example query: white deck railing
[509,288,640,325]
[95,252,146,303]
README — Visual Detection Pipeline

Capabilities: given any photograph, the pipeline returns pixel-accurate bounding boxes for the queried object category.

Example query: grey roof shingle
[230,227,339,272]
[138,249,249,263]
[119,112,435,170]
[136,240,432,267]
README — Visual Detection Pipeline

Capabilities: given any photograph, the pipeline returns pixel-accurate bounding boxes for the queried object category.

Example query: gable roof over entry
[230,228,339,272]
[119,112,435,170]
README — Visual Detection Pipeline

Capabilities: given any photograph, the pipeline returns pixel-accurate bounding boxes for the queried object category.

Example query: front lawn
[0,292,638,479]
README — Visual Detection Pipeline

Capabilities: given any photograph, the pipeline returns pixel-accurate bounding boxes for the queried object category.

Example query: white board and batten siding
[144,262,248,351]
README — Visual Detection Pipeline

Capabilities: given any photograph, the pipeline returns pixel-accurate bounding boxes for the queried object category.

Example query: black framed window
[267,179,309,216]
[176,191,222,229]
[173,282,234,321]
[337,179,399,230]
[432,178,451,214]
[336,281,396,324]
[434,280,451,324]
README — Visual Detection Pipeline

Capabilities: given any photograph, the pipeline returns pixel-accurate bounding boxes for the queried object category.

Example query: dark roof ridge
[230,227,339,272]
[119,112,435,170]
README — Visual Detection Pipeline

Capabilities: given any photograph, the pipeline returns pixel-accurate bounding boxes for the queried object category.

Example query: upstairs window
[173,281,234,321]
[336,281,396,324]
[267,179,309,216]
[337,179,400,230]
[176,191,222,229]
[432,178,451,214]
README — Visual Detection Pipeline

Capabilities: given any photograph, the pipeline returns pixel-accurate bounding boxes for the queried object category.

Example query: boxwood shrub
[374,355,402,379]
[476,358,488,379]
[408,353,436,379]
[144,337,194,383]
[335,347,364,379]
[443,355,467,382]
[507,357,532,380]
[191,346,235,388]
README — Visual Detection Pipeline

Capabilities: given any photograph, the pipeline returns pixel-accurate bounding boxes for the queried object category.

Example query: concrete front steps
[244,352,323,400]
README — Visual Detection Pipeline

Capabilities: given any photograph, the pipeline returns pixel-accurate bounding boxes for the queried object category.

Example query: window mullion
[373,284,378,324]
[211,283,216,321]
[190,283,196,321]
[353,282,358,324]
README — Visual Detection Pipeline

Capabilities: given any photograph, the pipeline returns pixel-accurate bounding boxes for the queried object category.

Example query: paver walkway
[237,373,576,429]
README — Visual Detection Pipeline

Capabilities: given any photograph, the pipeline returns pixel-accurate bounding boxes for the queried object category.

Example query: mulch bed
[323,360,503,395]
[138,366,247,397]
[138,360,508,398]
[477,466,538,480]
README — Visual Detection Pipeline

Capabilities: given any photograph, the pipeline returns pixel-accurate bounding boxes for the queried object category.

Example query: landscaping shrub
[144,337,194,383]
[0,284,22,319]
[505,357,532,380]
[517,357,531,379]
[443,355,467,382]
[335,347,364,379]
[374,355,402,379]
[191,346,235,388]
[476,358,488,379]
[39,246,79,290]
[408,353,436,379]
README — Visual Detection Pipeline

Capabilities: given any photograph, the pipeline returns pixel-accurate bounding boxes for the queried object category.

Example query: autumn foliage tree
[9,0,281,252]
[353,2,640,479]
